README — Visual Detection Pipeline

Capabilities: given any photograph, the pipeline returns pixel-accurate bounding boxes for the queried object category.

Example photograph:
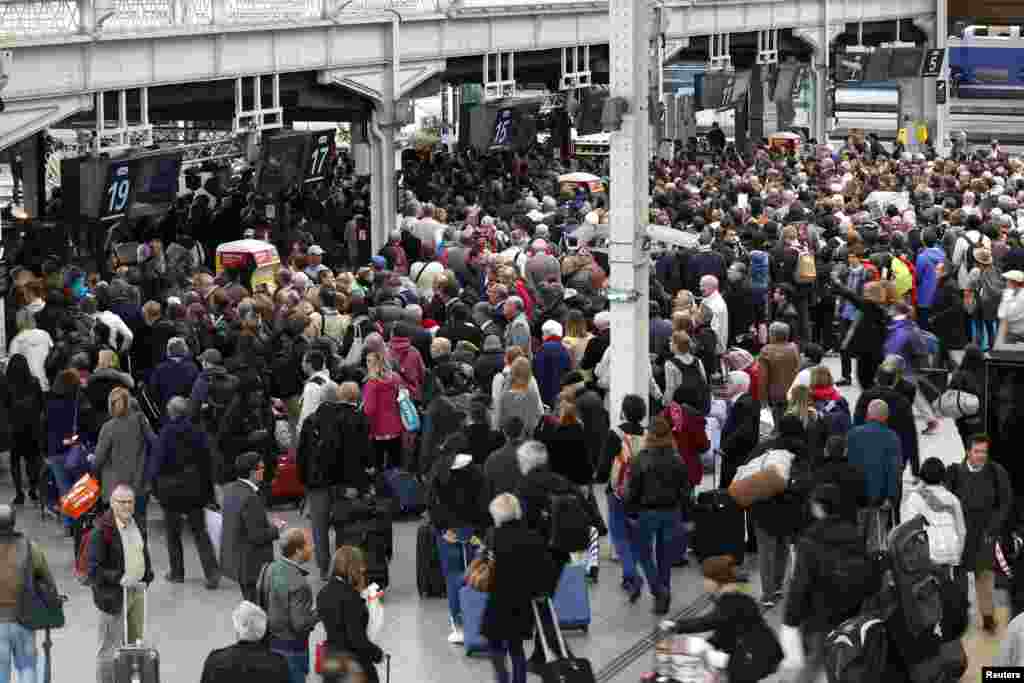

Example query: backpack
[610,427,642,500]
[205,372,240,425]
[749,250,771,291]
[886,515,943,639]
[824,612,889,683]
[322,310,345,341]
[796,250,818,284]
[547,491,591,553]
[975,267,1005,319]
[667,357,711,416]
[812,528,881,623]
[815,397,852,437]
[302,412,335,489]
[271,342,302,399]
[958,233,981,281]
[344,315,371,367]
[9,391,38,430]
[891,256,914,299]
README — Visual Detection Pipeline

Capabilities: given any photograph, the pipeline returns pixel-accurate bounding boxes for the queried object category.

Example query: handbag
[60,474,100,519]
[17,539,65,631]
[313,642,369,681]
[466,553,496,593]
[932,389,980,419]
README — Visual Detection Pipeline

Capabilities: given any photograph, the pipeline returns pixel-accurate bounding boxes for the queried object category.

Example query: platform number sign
[493,110,513,147]
[720,75,737,109]
[935,79,947,104]
[306,134,332,184]
[922,49,945,78]
[101,160,133,222]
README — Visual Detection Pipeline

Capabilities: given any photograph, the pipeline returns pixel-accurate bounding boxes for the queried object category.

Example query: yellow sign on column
[897,128,909,146]
[916,122,929,144]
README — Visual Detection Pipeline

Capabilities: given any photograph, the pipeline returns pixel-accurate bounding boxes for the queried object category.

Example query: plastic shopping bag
[361,582,384,642]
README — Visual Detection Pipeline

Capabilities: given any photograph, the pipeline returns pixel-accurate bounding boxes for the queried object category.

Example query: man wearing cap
[997,270,1024,346]
[533,320,572,408]
[580,311,611,373]
[149,337,201,415]
[304,246,329,282]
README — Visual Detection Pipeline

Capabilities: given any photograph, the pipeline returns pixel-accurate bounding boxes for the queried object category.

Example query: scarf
[811,385,842,403]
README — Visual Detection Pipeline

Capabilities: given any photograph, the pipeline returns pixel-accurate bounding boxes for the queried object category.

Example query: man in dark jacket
[221,452,287,603]
[296,381,372,581]
[781,483,881,683]
[474,335,506,394]
[853,362,920,479]
[200,601,290,683]
[149,337,201,415]
[515,439,581,673]
[91,484,154,683]
[719,371,761,488]
[147,396,220,589]
[813,435,868,525]
[484,416,527,500]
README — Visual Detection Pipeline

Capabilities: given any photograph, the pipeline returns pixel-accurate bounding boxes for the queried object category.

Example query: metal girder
[483,51,515,100]
[560,44,591,91]
[756,28,779,65]
[233,74,282,136]
[94,88,153,153]
[708,33,731,71]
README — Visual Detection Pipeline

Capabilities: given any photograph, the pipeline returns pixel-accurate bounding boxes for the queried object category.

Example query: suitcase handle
[123,584,146,647]
[531,597,570,664]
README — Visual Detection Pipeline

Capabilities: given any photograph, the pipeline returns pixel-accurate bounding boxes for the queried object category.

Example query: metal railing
[0,0,612,40]
[0,0,443,39]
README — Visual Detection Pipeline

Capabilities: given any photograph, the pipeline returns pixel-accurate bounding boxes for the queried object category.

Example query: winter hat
[541,320,563,338]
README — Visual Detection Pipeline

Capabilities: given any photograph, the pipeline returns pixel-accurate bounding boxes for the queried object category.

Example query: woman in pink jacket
[387,324,426,401]
[364,351,404,470]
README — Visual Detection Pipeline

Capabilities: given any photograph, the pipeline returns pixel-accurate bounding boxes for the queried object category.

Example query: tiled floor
[2,358,1007,683]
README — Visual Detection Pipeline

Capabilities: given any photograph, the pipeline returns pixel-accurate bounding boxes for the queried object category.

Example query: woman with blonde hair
[562,309,592,368]
[495,357,543,437]
[93,386,154,518]
[317,546,385,683]
[363,351,404,470]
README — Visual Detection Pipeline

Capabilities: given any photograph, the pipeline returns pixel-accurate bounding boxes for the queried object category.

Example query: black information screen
[99,159,135,222]
[889,48,925,79]
[133,154,181,213]
[260,135,308,195]
[305,132,335,185]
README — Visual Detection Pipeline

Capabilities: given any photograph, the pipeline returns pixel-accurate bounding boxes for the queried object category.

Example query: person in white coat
[900,457,966,576]
[8,309,53,392]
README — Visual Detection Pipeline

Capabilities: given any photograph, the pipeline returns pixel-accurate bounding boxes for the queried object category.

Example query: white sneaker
[447,627,465,645]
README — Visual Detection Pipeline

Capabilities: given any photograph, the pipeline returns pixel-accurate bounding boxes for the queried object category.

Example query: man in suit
[719,371,761,489]
[200,601,290,683]
[220,452,286,603]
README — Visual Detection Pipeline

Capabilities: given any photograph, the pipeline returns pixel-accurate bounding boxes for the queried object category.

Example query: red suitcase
[271,449,305,501]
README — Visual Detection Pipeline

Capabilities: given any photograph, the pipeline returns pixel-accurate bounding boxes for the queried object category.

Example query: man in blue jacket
[149,337,200,419]
[915,228,946,331]
[846,399,902,549]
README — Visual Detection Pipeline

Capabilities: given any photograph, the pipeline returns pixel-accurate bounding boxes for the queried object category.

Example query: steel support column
[371,15,399,256]
[607,0,650,426]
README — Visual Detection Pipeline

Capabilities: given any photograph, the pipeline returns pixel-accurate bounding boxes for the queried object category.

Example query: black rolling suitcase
[114,586,159,683]
[531,598,596,683]
[337,499,393,590]
[691,452,745,564]
[416,521,446,598]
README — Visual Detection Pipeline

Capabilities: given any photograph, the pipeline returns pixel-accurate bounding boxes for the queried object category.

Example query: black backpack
[547,491,591,553]
[887,516,943,639]
[667,357,711,415]
[271,337,302,399]
[825,611,889,683]
[205,372,240,423]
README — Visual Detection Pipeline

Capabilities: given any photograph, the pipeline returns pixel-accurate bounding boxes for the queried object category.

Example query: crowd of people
[1,133,1024,683]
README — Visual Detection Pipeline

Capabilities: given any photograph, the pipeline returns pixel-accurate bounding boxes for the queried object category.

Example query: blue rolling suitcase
[377,468,425,515]
[552,564,591,632]
[459,585,490,656]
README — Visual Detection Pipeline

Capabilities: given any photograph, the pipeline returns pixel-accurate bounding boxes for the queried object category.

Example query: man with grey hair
[200,601,290,682]
[757,321,801,426]
[147,395,220,589]
[8,307,53,391]
[91,484,154,683]
[514,440,585,672]
[699,274,729,356]
[847,399,902,548]
[503,296,532,354]
[149,335,201,413]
